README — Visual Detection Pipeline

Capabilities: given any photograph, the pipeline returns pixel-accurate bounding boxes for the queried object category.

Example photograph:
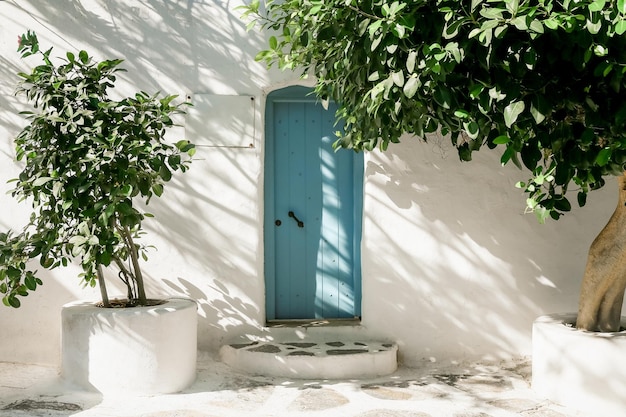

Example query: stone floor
[0,355,594,417]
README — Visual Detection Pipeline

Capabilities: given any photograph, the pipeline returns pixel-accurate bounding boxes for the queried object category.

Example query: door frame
[263,85,363,321]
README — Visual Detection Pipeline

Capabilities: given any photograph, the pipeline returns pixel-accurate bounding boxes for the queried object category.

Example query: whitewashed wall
[0,0,617,367]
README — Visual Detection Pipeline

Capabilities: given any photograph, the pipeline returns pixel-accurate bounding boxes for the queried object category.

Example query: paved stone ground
[0,356,594,417]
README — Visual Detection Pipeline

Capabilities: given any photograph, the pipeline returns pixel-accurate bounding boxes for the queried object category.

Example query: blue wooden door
[265,86,363,320]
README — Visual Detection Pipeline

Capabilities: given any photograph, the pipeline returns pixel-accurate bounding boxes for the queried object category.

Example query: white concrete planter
[61,298,197,396]
[532,313,626,417]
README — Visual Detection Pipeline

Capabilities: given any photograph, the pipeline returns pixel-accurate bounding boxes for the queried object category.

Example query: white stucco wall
[0,0,618,367]
[360,139,615,364]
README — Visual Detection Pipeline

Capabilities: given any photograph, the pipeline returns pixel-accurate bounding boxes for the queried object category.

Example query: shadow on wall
[141,142,265,353]
[2,0,269,94]
[0,0,271,358]
[361,135,616,364]
[0,60,27,157]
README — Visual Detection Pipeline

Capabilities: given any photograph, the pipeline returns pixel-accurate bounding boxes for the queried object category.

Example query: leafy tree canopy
[243,0,626,222]
[0,32,194,308]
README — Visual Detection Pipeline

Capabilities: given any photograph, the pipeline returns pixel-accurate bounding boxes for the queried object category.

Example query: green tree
[243,0,626,331]
[0,32,195,308]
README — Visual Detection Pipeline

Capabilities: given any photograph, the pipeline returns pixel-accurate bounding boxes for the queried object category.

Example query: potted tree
[242,0,626,415]
[0,31,197,395]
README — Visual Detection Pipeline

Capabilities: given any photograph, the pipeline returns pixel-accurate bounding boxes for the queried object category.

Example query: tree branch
[96,265,111,307]
[119,225,147,305]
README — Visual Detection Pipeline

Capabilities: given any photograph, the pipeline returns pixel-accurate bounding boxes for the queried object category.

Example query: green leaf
[454,109,470,118]
[403,77,419,99]
[500,146,515,165]
[393,24,406,38]
[32,177,53,187]
[269,36,278,50]
[480,7,505,19]
[619,0,626,14]
[433,87,452,109]
[534,207,549,224]
[98,250,112,266]
[503,101,525,128]
[463,121,480,139]
[79,50,89,64]
[371,34,383,51]
[159,164,172,181]
[8,296,21,308]
[152,183,164,197]
[511,16,528,30]
[505,0,520,15]
[521,143,542,170]
[40,258,54,268]
[594,44,608,56]
[24,274,37,291]
[554,197,572,212]
[588,0,606,12]
[391,71,404,87]
[595,148,612,166]
[529,20,544,33]
[586,18,602,34]
[530,101,546,124]
[458,144,472,161]
[469,84,484,99]
[445,42,463,63]
[493,135,510,144]
[69,235,87,246]
[406,51,417,73]
[544,18,559,30]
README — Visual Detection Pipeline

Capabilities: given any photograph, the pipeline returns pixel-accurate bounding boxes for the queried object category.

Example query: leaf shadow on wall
[360,135,615,364]
[0,0,270,352]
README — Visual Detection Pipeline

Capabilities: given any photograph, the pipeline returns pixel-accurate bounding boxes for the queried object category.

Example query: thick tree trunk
[577,173,626,331]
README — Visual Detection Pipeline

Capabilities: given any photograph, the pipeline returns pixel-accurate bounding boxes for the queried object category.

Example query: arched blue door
[265,86,363,320]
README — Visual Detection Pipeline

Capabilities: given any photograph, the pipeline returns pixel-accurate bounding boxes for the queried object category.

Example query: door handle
[288,211,304,228]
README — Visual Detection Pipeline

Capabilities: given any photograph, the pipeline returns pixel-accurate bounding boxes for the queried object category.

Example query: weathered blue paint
[265,86,363,320]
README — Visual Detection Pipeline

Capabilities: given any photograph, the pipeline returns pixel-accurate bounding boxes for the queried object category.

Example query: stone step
[220,340,398,379]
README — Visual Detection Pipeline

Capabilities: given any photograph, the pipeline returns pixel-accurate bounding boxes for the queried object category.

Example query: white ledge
[532,313,626,417]
[220,340,397,379]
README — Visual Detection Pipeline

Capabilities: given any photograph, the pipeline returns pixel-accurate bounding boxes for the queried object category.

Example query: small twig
[344,4,384,21]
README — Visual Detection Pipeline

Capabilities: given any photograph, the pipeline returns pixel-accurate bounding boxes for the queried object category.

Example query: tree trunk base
[577,173,626,331]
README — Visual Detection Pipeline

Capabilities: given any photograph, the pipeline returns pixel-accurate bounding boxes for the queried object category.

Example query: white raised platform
[220,340,398,379]
[532,313,626,417]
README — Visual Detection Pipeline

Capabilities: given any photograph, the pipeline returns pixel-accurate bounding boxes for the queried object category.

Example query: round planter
[532,313,626,417]
[61,298,197,396]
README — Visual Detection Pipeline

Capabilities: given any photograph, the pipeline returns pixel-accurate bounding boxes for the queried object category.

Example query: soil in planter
[95,298,166,308]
